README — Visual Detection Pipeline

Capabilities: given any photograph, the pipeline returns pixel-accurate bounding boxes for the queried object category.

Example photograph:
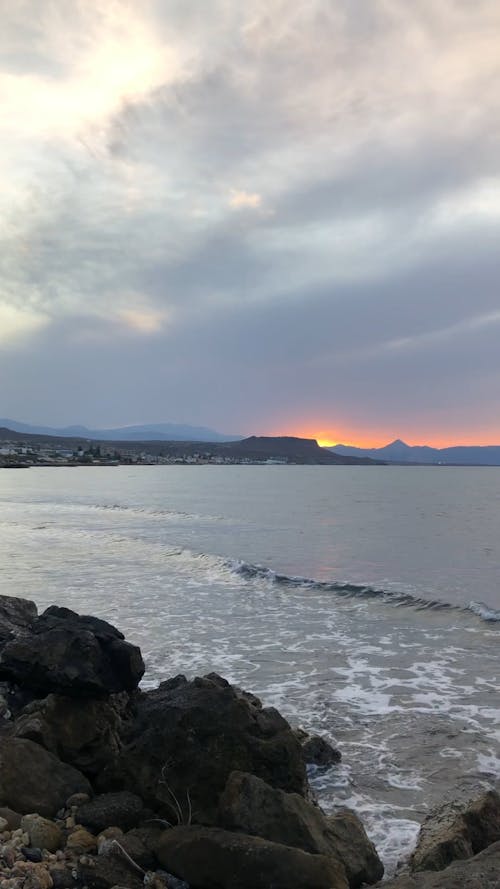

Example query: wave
[229,560,500,623]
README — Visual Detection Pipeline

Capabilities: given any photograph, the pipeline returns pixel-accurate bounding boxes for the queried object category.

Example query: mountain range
[0,419,240,443]
[331,439,500,465]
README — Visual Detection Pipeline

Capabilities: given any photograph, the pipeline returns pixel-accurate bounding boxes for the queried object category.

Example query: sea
[1,464,500,876]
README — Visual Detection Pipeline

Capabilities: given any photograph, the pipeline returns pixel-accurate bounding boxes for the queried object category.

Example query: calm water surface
[1,465,499,876]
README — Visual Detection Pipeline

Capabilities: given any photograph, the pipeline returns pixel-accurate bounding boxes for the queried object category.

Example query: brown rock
[21,815,62,853]
[156,825,349,889]
[0,738,91,817]
[218,770,383,886]
[410,790,500,872]
[0,806,22,829]
[382,839,500,888]
[65,827,97,854]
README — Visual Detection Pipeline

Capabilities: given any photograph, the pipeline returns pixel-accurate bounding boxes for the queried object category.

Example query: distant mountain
[225,436,381,464]
[331,439,500,465]
[0,419,240,443]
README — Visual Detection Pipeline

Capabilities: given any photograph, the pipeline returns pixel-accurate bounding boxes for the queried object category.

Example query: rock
[66,792,90,808]
[21,847,43,862]
[49,866,78,889]
[296,729,342,766]
[0,738,91,817]
[98,673,307,824]
[157,824,348,889]
[77,846,144,889]
[0,596,37,650]
[0,606,144,698]
[10,861,53,889]
[118,826,165,869]
[410,790,500,872]
[13,693,125,777]
[65,827,97,853]
[218,771,383,887]
[382,839,500,888]
[20,815,62,853]
[0,806,22,829]
[76,792,144,833]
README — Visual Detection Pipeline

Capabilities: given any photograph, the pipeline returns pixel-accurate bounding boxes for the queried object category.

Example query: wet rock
[13,694,124,777]
[76,792,144,833]
[157,824,349,889]
[20,815,62,853]
[0,738,91,817]
[382,839,500,888]
[295,728,342,766]
[21,847,43,862]
[0,596,37,650]
[218,770,383,887]
[98,673,307,824]
[409,789,500,872]
[0,606,144,698]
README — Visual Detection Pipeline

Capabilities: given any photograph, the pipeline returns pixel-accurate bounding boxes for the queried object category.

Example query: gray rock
[218,770,383,886]
[294,728,342,766]
[0,737,91,817]
[0,595,37,649]
[410,789,500,872]
[76,792,144,833]
[382,839,500,888]
[156,825,349,889]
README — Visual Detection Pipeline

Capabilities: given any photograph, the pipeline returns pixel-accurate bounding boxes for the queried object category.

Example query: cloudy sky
[2,0,499,445]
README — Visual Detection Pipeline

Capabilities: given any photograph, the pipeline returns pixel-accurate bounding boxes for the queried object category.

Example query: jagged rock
[294,728,342,766]
[98,673,307,824]
[0,606,144,697]
[218,771,383,887]
[0,595,37,649]
[76,792,144,833]
[21,814,63,853]
[13,693,125,777]
[409,790,500,872]
[156,825,349,889]
[381,839,500,887]
[0,737,91,817]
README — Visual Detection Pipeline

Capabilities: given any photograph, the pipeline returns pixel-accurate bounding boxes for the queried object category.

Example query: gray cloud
[1,0,500,442]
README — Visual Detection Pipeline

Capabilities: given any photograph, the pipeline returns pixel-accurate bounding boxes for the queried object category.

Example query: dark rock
[21,847,43,862]
[156,825,349,889]
[0,805,22,829]
[298,730,342,766]
[76,791,144,833]
[410,790,500,872]
[98,673,307,825]
[0,737,91,817]
[77,849,144,889]
[50,867,79,889]
[0,595,37,649]
[0,606,144,697]
[218,770,383,887]
[381,839,500,888]
[13,693,125,777]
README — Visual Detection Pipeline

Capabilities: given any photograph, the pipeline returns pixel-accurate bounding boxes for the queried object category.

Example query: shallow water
[1,465,499,875]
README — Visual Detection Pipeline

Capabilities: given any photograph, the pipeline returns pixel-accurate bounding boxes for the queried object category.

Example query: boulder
[0,595,37,649]
[77,847,144,889]
[382,839,500,888]
[0,605,144,697]
[156,825,349,889]
[218,770,383,886]
[76,791,144,833]
[13,693,125,777]
[410,790,500,872]
[0,737,91,817]
[294,728,342,766]
[98,673,307,824]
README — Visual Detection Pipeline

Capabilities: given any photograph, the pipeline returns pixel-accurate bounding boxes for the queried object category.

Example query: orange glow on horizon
[260,424,500,450]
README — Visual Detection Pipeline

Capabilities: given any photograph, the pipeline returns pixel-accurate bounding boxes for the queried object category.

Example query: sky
[1,0,500,446]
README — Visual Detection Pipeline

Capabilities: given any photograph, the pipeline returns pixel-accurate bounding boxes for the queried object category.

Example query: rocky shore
[0,594,498,888]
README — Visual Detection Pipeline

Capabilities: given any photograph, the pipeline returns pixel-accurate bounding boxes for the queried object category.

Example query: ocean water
[1,465,500,876]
